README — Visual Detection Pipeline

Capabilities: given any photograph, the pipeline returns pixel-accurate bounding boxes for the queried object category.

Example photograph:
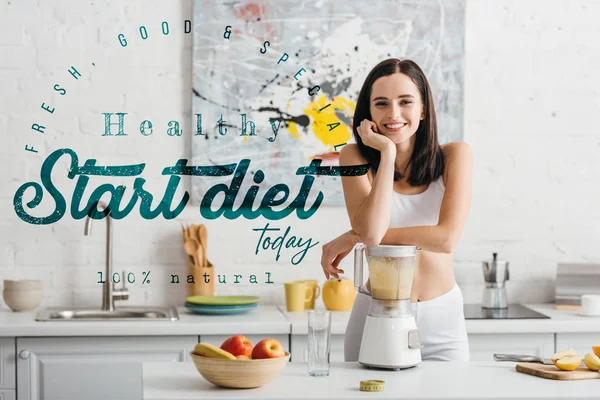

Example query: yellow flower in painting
[303,95,355,149]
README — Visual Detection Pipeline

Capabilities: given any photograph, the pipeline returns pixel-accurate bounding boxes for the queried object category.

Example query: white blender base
[358,315,422,370]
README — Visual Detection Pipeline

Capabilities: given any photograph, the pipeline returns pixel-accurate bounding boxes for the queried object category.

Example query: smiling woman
[320,58,473,363]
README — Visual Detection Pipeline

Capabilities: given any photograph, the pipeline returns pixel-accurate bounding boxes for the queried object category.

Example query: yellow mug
[296,280,320,310]
[284,281,312,312]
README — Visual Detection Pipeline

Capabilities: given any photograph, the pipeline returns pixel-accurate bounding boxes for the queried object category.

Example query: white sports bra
[389,177,446,228]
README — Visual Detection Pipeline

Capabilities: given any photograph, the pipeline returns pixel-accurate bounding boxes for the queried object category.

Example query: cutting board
[553,304,582,311]
[516,362,600,380]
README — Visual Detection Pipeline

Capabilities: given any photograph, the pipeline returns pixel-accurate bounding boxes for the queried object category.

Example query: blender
[354,244,423,370]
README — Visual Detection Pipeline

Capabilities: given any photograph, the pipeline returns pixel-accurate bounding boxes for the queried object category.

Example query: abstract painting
[191,0,465,206]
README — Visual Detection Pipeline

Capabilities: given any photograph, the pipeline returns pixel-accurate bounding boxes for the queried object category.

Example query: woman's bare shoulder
[339,143,367,165]
[440,142,473,184]
[441,141,473,161]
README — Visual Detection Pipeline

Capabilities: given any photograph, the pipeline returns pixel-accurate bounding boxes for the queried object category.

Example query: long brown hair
[352,58,444,185]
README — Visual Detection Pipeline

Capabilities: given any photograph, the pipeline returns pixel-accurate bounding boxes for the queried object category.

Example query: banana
[193,343,236,360]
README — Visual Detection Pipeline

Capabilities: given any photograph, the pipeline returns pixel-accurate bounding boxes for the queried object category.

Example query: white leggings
[344,283,470,362]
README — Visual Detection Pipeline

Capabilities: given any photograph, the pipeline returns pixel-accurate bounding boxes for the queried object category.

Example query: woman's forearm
[379,225,455,253]
[352,145,396,245]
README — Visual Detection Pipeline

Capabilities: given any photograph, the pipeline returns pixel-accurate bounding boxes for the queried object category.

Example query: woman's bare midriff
[387,183,456,302]
[410,250,456,302]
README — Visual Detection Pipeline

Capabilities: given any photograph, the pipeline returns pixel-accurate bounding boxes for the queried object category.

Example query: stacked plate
[185,296,260,315]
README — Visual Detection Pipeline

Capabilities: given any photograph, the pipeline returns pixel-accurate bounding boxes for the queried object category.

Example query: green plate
[185,295,260,306]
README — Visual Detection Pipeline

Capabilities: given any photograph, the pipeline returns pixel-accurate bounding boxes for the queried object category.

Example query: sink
[35,203,180,323]
[35,306,179,321]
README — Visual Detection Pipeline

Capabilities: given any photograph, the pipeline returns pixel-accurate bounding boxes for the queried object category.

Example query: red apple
[220,335,253,357]
[251,338,285,359]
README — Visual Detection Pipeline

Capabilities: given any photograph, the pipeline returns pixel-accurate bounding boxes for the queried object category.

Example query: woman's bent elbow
[439,243,453,254]
[440,234,460,254]
[362,236,383,246]
[354,230,384,246]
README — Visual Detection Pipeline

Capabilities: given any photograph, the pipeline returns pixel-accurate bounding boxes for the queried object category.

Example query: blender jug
[354,244,423,370]
[354,244,417,300]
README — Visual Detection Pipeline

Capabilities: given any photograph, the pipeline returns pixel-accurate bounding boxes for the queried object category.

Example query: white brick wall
[1,0,599,310]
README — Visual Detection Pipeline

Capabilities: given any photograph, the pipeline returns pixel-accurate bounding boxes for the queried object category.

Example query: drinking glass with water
[307,310,331,376]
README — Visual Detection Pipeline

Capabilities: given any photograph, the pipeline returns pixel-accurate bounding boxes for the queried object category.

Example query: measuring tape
[360,380,386,392]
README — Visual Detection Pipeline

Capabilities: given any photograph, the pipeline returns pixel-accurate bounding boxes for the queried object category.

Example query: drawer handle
[19,350,30,359]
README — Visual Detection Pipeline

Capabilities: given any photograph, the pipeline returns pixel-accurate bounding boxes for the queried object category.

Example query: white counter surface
[468,304,600,334]
[1,303,599,337]
[0,305,290,336]
[142,360,599,400]
[279,304,600,335]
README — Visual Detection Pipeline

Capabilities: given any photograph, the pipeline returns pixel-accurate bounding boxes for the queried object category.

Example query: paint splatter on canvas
[191,0,465,206]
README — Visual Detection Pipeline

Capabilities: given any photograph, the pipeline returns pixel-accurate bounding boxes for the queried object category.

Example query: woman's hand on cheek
[321,230,360,279]
[356,119,394,152]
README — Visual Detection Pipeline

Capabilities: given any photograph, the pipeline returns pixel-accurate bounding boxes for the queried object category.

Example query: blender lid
[365,245,417,257]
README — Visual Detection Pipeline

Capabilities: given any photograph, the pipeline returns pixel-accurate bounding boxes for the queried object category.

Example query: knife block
[186,259,215,297]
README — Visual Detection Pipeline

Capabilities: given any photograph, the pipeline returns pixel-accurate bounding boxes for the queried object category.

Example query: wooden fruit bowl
[189,351,291,389]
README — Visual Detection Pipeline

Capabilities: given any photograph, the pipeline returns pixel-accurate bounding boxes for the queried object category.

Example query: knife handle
[493,354,540,362]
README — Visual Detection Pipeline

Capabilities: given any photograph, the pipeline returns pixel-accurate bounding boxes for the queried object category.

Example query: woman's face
[369,72,424,144]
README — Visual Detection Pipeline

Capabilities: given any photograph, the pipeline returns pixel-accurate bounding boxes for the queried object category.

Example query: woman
[320,58,473,362]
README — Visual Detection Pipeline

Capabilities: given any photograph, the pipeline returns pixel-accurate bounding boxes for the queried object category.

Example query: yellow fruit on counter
[551,349,578,364]
[322,278,356,311]
[584,353,600,371]
[193,343,236,360]
[593,346,600,358]
[555,355,582,371]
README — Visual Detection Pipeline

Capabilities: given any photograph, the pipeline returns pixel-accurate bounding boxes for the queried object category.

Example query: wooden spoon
[196,246,204,271]
[184,238,200,267]
[198,224,208,268]
[189,224,200,243]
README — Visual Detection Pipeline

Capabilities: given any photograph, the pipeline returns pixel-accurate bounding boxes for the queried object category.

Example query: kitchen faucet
[84,201,129,311]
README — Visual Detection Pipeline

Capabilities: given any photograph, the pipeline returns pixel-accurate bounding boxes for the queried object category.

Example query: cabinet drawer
[468,333,555,361]
[17,336,197,400]
[0,338,16,390]
[0,390,16,400]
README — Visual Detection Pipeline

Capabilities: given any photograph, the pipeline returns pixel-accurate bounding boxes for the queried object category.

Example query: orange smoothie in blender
[367,256,416,300]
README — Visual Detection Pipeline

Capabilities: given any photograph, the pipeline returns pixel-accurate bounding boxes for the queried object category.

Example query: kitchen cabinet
[200,334,290,354]
[0,391,16,400]
[289,335,345,364]
[467,333,554,361]
[0,338,16,392]
[16,336,197,400]
[556,333,600,356]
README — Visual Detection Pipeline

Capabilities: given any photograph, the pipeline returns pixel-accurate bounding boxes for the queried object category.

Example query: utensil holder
[187,259,215,297]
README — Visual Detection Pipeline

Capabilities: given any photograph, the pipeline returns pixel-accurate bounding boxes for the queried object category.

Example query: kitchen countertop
[468,304,600,333]
[279,304,600,335]
[1,303,599,337]
[142,360,599,399]
[0,305,290,336]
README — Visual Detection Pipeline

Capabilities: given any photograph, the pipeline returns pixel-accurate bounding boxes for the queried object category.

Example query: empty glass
[307,310,331,376]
